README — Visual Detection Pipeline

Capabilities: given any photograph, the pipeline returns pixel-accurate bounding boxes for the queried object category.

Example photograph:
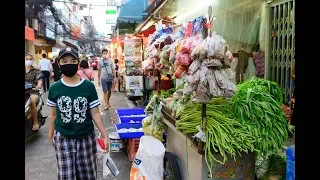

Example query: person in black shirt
[52,57,62,82]
[112,59,119,92]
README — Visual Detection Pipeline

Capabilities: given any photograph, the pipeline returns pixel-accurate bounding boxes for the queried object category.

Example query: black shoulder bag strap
[81,68,92,81]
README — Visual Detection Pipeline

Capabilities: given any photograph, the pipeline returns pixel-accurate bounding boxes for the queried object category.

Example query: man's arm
[98,68,101,81]
[98,60,101,80]
[91,107,108,138]
[48,107,56,144]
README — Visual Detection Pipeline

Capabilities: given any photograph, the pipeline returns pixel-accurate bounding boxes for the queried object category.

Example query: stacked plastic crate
[115,108,146,161]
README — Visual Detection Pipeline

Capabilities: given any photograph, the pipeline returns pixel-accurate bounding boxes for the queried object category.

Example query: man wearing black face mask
[47,47,109,179]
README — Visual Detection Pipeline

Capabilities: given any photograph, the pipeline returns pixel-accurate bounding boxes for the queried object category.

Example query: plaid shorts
[53,131,97,180]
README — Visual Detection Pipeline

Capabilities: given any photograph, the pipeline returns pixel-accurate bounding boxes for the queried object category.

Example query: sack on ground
[130,136,166,180]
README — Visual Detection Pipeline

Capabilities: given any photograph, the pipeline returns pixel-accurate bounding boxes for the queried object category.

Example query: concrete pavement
[25,71,134,180]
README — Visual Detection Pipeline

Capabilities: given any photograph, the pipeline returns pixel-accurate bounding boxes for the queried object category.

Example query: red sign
[25,26,35,41]
[71,25,81,39]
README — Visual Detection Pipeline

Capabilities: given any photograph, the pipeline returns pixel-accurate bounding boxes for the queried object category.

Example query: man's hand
[48,134,54,145]
[103,138,109,153]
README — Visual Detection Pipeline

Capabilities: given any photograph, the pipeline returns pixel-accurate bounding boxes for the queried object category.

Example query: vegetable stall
[140,7,292,180]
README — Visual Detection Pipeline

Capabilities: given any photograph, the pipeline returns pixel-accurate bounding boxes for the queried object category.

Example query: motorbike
[25,76,47,139]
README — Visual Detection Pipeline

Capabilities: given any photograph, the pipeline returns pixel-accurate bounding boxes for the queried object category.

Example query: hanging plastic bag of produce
[174,65,188,79]
[188,59,201,75]
[169,40,180,64]
[143,104,166,141]
[193,125,206,142]
[207,69,222,97]
[183,82,195,96]
[199,39,209,60]
[207,33,226,57]
[186,70,200,85]
[130,136,166,180]
[220,68,235,80]
[175,53,192,66]
[202,58,223,67]
[191,34,203,51]
[193,81,211,103]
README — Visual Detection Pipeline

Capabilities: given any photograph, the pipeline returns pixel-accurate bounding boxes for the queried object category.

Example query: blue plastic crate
[115,108,145,116]
[115,123,144,139]
[117,114,147,123]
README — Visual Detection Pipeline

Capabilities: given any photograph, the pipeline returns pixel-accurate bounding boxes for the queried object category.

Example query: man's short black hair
[102,49,108,54]
[79,60,89,69]
[42,54,47,58]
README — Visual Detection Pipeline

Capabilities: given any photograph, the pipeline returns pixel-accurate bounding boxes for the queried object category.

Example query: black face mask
[60,64,79,77]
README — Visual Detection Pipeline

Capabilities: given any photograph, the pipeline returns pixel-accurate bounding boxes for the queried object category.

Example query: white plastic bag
[130,136,166,180]
[97,136,120,178]
[103,153,120,177]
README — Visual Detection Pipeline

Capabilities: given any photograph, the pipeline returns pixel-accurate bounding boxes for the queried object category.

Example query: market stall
[140,5,292,180]
[123,38,144,96]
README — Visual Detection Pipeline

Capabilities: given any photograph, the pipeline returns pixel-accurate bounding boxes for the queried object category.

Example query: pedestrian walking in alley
[112,59,119,92]
[25,53,42,131]
[52,57,62,82]
[38,53,51,91]
[78,60,94,81]
[98,49,117,110]
[47,47,109,180]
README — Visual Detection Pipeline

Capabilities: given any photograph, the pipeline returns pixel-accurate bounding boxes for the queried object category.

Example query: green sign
[106,9,117,15]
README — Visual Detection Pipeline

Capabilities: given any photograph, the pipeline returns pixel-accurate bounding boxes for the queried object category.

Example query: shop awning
[118,0,148,23]
[135,25,156,37]
[25,26,35,41]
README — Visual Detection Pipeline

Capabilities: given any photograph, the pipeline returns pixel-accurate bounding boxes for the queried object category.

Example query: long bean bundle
[205,108,259,177]
[231,78,289,155]
[176,98,259,177]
